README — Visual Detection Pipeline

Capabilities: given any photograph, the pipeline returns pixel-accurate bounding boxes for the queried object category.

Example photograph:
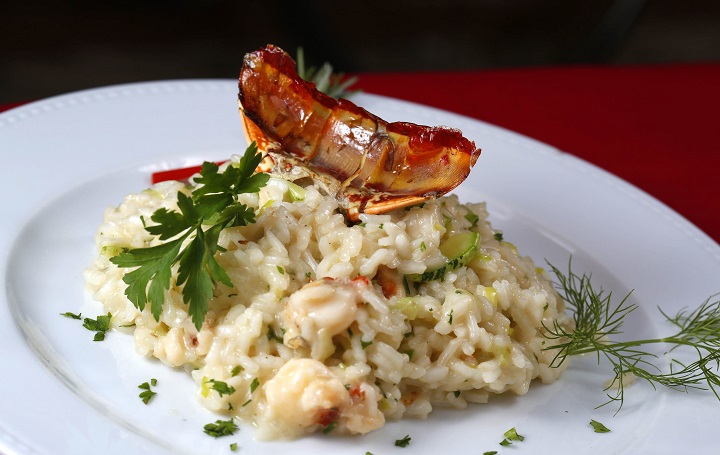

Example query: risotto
[84,155,571,440]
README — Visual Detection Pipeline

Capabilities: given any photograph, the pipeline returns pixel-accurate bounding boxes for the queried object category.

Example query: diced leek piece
[393,297,419,320]
[286,181,306,201]
[101,245,129,258]
[200,376,211,397]
[406,232,479,282]
[482,286,498,306]
[500,241,518,255]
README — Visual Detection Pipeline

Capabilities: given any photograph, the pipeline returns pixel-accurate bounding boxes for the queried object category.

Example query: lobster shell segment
[238,44,481,220]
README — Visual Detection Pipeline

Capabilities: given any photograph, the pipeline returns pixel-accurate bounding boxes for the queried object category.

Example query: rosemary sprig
[296,47,358,99]
[544,261,720,410]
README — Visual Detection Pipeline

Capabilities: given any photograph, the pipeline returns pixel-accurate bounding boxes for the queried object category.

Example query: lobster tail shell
[238,45,481,220]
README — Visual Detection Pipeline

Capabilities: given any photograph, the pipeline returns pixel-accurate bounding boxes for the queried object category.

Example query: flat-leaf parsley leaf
[111,143,269,330]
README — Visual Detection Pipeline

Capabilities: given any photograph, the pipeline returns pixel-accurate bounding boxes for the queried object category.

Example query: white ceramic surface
[1,81,718,455]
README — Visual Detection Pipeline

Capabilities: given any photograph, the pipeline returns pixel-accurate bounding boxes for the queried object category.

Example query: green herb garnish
[589,419,611,433]
[296,47,358,99]
[203,419,238,438]
[544,261,720,410]
[249,378,260,394]
[82,313,112,341]
[207,380,236,397]
[267,324,283,342]
[60,311,82,320]
[138,380,157,404]
[499,427,525,446]
[110,143,269,330]
[230,442,238,451]
[322,421,338,434]
[464,211,479,226]
[394,434,411,447]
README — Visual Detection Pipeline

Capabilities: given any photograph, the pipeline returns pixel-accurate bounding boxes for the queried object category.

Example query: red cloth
[355,64,720,244]
[2,64,718,243]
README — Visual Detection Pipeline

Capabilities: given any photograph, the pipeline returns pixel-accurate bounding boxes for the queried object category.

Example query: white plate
[1,81,718,455]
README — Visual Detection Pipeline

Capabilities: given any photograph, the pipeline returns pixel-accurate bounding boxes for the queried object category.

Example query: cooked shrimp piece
[238,44,481,220]
[263,358,351,437]
[343,382,385,434]
[281,277,364,359]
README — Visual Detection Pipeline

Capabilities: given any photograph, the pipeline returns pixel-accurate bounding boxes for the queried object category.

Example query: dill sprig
[296,47,358,99]
[544,261,720,410]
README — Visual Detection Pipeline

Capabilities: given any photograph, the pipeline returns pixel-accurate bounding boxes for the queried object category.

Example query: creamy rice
[84,155,572,440]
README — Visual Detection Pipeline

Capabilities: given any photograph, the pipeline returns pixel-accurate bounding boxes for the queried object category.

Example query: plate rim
[1,79,719,455]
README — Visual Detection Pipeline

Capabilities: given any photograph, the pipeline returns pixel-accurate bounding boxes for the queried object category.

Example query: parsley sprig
[544,261,720,410]
[110,143,269,330]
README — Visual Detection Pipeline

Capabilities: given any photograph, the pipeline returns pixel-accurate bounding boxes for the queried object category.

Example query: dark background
[2,0,719,105]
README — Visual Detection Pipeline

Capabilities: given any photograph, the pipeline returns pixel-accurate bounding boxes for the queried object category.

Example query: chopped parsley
[110,143,269,330]
[138,379,157,404]
[267,324,283,342]
[483,452,498,455]
[499,427,524,446]
[276,265,285,275]
[464,211,479,226]
[208,380,236,397]
[493,231,504,242]
[395,434,411,447]
[249,378,260,394]
[203,419,238,437]
[231,365,243,376]
[590,419,611,433]
[230,442,238,451]
[60,311,82,320]
[82,313,112,341]
[322,421,338,434]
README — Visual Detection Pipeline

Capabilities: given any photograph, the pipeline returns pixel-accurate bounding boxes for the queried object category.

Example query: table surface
[1,63,718,244]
